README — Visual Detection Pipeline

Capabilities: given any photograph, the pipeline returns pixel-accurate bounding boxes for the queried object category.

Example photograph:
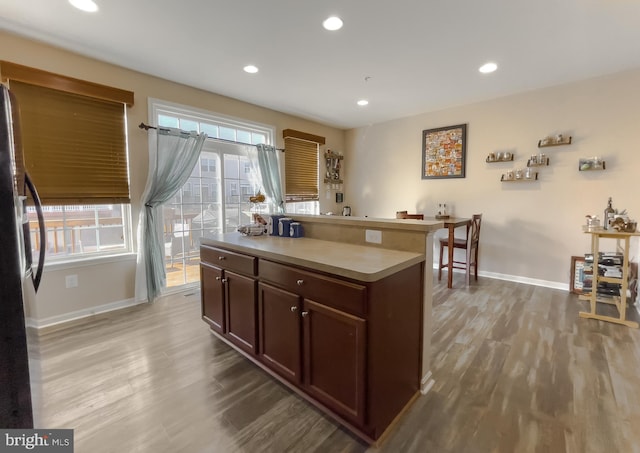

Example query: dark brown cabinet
[201,242,424,444]
[224,270,257,354]
[200,263,225,334]
[302,299,366,426]
[258,259,367,427]
[258,282,302,384]
[200,245,258,354]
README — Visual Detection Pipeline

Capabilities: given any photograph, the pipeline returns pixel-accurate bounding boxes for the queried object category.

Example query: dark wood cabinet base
[201,244,424,444]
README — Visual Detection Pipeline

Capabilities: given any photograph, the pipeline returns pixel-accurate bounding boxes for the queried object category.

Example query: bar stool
[438,214,482,286]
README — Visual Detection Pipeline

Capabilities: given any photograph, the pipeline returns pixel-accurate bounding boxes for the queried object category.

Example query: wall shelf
[538,136,572,147]
[527,157,550,167]
[579,158,606,171]
[501,172,538,182]
[324,150,343,184]
[486,154,514,163]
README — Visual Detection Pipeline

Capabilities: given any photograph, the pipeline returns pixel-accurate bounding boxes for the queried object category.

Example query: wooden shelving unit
[578,229,640,328]
[324,150,343,184]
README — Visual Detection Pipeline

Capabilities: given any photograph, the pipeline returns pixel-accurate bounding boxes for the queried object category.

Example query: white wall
[345,69,640,288]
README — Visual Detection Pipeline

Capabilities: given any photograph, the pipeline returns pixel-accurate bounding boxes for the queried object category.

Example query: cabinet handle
[296,279,304,286]
[221,278,227,283]
[218,256,226,260]
[301,311,309,317]
[290,306,298,312]
[215,276,221,281]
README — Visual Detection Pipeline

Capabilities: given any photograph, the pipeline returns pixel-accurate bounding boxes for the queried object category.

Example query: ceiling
[2,0,640,129]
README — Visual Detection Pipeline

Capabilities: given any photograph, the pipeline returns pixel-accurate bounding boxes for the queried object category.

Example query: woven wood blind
[1,61,133,205]
[284,135,320,201]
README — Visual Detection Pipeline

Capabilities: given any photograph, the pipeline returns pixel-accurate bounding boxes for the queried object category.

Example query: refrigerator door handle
[24,172,45,293]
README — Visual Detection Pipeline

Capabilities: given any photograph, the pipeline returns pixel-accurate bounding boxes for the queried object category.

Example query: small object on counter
[290,222,304,238]
[237,223,266,236]
[436,202,449,219]
[278,217,293,237]
[252,213,267,225]
[268,215,285,235]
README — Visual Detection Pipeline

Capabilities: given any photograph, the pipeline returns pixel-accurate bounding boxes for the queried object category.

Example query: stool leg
[474,246,479,280]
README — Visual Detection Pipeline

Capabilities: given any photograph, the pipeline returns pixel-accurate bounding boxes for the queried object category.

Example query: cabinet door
[258,283,302,384]
[200,263,225,334]
[303,299,366,426]
[225,270,258,354]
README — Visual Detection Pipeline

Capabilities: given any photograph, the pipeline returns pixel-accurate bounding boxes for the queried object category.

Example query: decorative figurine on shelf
[604,197,615,230]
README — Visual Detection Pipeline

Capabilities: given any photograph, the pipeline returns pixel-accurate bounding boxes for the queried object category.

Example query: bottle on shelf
[604,197,615,230]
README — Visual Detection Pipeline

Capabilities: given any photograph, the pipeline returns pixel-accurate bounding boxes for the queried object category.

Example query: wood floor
[33,273,640,453]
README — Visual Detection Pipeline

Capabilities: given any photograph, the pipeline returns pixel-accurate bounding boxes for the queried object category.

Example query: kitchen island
[199,215,442,444]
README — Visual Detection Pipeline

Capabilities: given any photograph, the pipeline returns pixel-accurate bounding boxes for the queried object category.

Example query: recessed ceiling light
[243,65,259,74]
[323,16,343,31]
[357,100,369,106]
[69,0,98,12]
[479,62,498,74]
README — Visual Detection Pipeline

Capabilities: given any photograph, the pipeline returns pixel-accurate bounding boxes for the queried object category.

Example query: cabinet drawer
[201,245,257,276]
[259,260,366,316]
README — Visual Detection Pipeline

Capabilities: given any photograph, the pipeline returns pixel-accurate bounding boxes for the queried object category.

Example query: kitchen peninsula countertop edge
[200,233,425,282]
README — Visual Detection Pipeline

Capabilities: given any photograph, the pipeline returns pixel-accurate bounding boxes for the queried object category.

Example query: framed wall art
[422,123,467,179]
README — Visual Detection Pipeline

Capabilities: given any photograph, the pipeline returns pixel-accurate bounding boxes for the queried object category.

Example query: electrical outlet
[65,274,78,288]
[365,229,382,244]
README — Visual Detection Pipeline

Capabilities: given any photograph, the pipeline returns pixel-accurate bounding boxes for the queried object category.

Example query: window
[151,99,273,288]
[0,61,134,262]
[283,129,325,202]
[27,205,130,260]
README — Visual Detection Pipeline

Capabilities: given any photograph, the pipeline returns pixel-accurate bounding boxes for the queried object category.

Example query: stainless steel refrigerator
[0,84,46,428]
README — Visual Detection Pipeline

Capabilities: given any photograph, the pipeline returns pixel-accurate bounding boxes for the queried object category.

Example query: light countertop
[201,233,425,282]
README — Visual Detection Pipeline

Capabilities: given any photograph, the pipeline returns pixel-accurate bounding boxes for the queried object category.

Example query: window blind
[283,129,324,201]
[1,62,133,205]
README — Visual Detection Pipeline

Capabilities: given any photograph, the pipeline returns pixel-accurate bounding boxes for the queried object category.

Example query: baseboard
[26,297,146,333]
[432,263,569,291]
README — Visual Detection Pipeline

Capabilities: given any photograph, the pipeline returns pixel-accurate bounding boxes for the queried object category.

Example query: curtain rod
[138,122,284,151]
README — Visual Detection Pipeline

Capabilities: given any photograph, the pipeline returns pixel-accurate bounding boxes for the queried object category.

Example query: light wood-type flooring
[34,273,640,452]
